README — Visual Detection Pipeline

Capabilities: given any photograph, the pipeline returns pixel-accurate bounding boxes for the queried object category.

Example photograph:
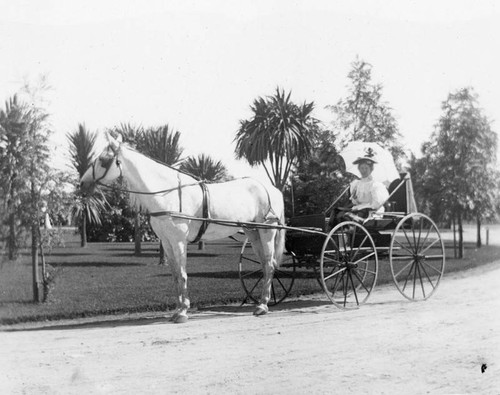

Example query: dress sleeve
[350,180,360,205]
[371,181,389,210]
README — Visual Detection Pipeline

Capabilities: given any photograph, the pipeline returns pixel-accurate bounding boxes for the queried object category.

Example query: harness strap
[191,182,210,243]
[177,173,183,213]
[150,183,211,244]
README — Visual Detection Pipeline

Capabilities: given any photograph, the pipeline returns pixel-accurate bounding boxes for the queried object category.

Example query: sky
[1,0,500,180]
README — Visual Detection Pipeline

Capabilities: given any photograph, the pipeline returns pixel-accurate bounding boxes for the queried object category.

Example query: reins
[91,143,284,242]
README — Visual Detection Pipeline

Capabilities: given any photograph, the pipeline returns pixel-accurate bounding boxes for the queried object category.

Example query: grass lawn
[1,226,499,325]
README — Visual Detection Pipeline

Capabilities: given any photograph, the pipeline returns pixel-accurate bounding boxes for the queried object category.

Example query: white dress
[350,175,389,213]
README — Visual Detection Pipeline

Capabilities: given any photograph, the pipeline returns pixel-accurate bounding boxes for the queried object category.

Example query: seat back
[288,213,326,231]
[386,173,418,214]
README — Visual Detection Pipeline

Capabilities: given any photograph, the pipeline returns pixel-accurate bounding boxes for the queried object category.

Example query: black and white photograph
[1,1,499,393]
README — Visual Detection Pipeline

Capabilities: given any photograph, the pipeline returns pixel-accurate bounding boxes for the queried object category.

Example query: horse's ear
[107,132,122,153]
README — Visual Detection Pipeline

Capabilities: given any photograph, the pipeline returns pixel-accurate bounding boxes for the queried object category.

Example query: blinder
[92,150,122,185]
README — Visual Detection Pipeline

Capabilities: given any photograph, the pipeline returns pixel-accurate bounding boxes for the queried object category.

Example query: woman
[328,155,389,228]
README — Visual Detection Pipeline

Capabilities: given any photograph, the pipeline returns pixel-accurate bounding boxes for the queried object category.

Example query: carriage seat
[385,173,410,214]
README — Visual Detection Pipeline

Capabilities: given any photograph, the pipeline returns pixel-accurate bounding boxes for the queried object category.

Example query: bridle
[91,149,123,185]
[90,146,202,197]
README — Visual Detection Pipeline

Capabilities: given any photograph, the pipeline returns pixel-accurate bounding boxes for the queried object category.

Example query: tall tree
[67,124,107,247]
[418,87,498,257]
[0,91,53,301]
[0,95,31,259]
[328,57,406,167]
[180,154,227,182]
[289,129,347,217]
[234,87,318,191]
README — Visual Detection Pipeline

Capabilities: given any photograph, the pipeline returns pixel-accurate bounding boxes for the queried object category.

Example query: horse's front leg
[163,238,190,323]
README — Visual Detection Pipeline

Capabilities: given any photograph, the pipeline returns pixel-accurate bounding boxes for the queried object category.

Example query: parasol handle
[325,186,350,215]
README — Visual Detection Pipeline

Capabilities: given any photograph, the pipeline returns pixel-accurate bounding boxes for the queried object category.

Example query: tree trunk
[158,241,167,265]
[457,211,464,259]
[8,211,18,260]
[476,215,482,248]
[81,211,87,248]
[134,212,141,255]
[30,180,41,302]
[452,214,457,259]
[31,224,41,302]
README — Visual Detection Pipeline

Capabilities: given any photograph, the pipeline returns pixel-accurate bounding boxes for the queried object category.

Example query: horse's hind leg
[246,228,277,316]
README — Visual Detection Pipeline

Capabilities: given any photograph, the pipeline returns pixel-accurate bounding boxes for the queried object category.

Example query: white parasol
[339,141,400,186]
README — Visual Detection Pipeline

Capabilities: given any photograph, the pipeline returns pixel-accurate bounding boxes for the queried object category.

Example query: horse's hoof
[174,314,189,324]
[169,312,179,322]
[253,305,268,316]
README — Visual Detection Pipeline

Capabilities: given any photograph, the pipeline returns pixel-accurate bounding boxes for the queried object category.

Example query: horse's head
[80,134,123,194]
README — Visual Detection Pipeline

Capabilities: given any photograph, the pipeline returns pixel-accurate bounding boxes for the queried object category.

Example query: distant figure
[329,151,389,229]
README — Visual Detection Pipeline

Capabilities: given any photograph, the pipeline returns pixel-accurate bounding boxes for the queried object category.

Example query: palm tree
[180,153,227,250]
[180,154,228,182]
[139,125,184,165]
[234,87,318,191]
[67,123,106,247]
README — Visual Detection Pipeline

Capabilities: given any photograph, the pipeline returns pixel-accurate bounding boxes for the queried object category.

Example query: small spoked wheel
[320,221,378,309]
[239,238,296,306]
[390,213,445,301]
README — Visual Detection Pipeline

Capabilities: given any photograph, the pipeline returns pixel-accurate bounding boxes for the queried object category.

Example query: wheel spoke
[329,268,343,294]
[418,223,433,252]
[324,266,346,282]
[391,255,414,260]
[394,239,414,255]
[342,274,348,307]
[355,266,377,276]
[418,261,435,290]
[241,269,262,279]
[241,256,261,265]
[402,226,415,253]
[401,261,416,293]
[352,269,371,294]
[351,235,369,261]
[422,259,443,275]
[248,275,263,295]
[416,262,426,299]
[424,254,444,260]
[352,251,376,266]
[394,259,415,279]
[419,238,441,255]
[412,261,418,299]
[348,270,360,305]
[274,273,289,291]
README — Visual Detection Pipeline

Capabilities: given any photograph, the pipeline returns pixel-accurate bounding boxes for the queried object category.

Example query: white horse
[80,135,285,323]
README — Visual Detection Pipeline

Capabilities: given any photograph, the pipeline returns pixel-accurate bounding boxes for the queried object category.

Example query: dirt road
[1,258,499,394]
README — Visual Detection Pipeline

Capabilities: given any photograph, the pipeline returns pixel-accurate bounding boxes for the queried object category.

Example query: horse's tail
[274,209,286,268]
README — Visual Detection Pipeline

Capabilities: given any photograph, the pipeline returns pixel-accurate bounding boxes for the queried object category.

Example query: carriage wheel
[239,238,296,306]
[320,221,378,309]
[390,213,445,301]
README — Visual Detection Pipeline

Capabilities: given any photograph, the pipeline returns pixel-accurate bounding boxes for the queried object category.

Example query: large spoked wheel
[239,238,296,306]
[390,213,445,301]
[320,221,378,309]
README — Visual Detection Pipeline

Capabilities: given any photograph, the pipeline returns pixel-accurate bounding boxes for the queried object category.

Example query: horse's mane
[122,143,200,182]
